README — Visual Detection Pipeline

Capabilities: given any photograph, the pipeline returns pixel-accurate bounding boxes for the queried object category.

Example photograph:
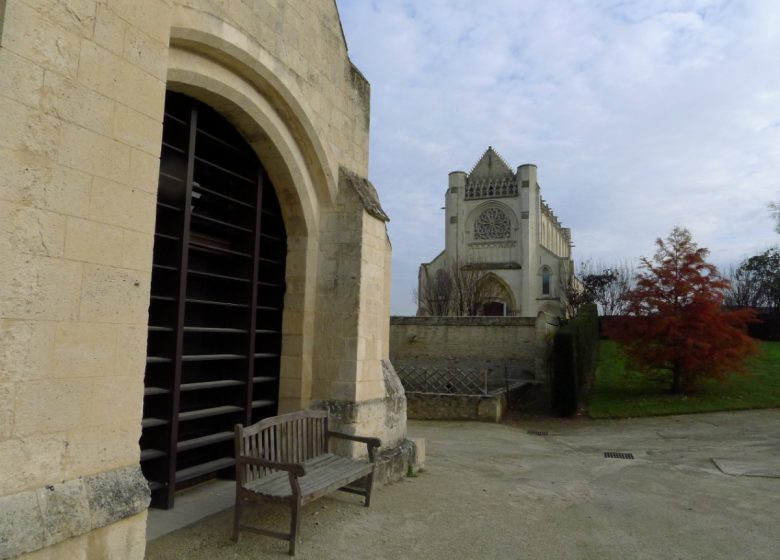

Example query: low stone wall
[390,314,557,382]
[390,315,558,420]
[407,393,505,422]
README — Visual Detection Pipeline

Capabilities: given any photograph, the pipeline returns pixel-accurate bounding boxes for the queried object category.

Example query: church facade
[418,147,574,317]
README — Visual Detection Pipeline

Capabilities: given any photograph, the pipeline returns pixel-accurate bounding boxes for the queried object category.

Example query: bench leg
[364,471,375,508]
[232,494,242,543]
[288,498,301,556]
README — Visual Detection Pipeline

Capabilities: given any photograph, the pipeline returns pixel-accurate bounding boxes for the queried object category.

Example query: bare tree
[451,262,498,316]
[599,261,634,316]
[723,263,763,309]
[415,260,500,316]
[741,248,780,315]
[415,267,452,316]
[771,201,780,235]
[559,271,586,318]
[567,260,635,316]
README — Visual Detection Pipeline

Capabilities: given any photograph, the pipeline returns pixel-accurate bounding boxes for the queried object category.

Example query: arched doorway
[478,273,516,316]
[140,91,287,509]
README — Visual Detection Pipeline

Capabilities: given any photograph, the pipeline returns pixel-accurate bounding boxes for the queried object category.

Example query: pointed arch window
[542,267,552,296]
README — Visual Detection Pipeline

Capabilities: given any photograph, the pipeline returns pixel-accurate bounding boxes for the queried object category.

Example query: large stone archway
[164,38,327,415]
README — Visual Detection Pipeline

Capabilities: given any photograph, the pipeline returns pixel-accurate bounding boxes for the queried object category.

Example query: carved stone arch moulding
[168,25,337,212]
[479,272,517,310]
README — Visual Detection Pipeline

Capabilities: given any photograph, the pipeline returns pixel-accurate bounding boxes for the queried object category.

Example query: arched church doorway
[140,91,287,509]
[481,301,507,316]
[478,273,516,316]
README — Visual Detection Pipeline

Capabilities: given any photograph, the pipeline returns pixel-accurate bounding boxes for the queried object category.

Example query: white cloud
[338,0,780,314]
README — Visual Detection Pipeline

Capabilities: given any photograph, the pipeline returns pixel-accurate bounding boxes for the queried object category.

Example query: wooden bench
[232,409,381,555]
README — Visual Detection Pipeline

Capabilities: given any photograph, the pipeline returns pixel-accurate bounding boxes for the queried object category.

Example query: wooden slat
[179,405,241,421]
[177,431,233,452]
[286,421,292,463]
[242,454,371,499]
[247,455,351,494]
[261,429,269,478]
[292,418,299,463]
[180,380,243,391]
[176,457,234,483]
[245,409,327,434]
[181,353,245,362]
[142,418,167,428]
[251,399,275,408]
[270,425,277,463]
[278,423,284,463]
[304,417,310,460]
[141,449,166,461]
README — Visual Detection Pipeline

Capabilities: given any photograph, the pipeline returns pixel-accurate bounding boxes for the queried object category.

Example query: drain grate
[527,430,549,436]
[604,452,634,460]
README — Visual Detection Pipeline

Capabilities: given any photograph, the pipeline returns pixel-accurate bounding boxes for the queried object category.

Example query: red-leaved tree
[606,227,757,394]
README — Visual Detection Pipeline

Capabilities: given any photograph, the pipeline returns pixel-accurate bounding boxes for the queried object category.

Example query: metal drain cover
[527,430,548,436]
[604,452,634,460]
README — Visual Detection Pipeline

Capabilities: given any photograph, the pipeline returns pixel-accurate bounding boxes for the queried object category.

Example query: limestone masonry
[0,1,409,558]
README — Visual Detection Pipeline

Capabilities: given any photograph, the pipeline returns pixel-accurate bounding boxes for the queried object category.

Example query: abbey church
[418,147,574,317]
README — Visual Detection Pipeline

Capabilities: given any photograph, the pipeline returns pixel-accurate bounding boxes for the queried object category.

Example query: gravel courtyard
[145,409,780,559]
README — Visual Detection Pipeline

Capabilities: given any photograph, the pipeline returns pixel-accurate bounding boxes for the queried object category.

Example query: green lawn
[587,340,780,418]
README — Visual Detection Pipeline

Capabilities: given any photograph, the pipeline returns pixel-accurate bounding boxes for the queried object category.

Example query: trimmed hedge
[551,304,600,416]
[748,313,780,341]
[603,313,780,341]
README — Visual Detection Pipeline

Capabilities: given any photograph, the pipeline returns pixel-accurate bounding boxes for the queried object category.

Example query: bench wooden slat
[244,454,371,499]
[244,455,340,497]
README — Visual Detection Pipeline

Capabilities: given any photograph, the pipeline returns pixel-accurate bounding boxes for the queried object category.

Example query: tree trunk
[671,363,682,394]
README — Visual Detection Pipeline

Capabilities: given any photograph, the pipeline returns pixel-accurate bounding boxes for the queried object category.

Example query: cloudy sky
[336,0,780,315]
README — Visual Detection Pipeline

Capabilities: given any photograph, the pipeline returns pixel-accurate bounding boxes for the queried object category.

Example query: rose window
[474,208,511,240]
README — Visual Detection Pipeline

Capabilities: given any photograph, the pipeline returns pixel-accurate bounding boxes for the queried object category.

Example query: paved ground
[145,409,780,559]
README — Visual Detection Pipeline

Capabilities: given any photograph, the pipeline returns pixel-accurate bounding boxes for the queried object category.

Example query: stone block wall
[0,1,405,558]
[390,314,559,383]
[1,4,170,557]
[0,0,170,512]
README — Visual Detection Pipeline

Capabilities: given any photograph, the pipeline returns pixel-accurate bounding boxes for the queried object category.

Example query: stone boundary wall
[405,392,508,423]
[390,315,559,421]
[390,315,557,382]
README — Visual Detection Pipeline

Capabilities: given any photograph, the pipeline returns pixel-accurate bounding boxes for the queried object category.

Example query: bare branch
[417,259,504,316]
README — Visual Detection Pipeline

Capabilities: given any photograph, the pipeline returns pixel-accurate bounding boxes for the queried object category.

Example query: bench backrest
[235,410,330,482]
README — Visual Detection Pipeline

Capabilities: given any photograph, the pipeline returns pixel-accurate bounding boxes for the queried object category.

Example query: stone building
[418,147,574,317]
[0,2,410,558]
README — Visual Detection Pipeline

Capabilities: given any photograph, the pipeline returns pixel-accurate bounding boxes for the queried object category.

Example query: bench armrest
[237,455,306,477]
[327,431,382,462]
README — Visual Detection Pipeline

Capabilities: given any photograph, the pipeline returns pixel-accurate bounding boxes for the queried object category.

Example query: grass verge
[588,340,780,418]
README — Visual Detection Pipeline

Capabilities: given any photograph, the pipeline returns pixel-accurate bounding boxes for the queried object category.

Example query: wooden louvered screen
[140,91,287,509]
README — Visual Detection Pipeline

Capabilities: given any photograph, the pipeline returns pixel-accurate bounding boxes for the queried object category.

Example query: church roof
[468,146,514,181]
